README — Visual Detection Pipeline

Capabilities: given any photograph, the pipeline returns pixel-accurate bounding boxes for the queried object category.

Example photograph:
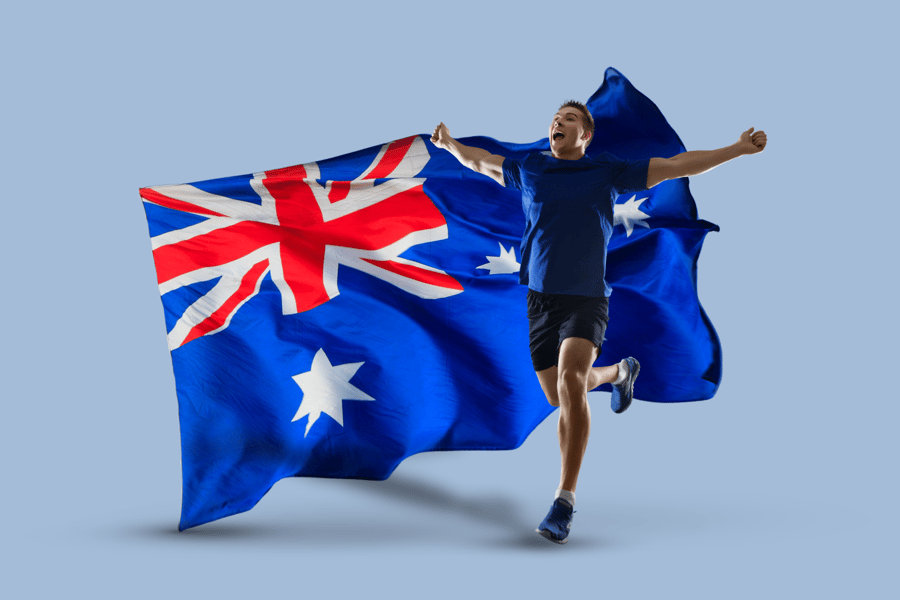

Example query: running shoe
[536,498,575,544]
[611,357,640,414]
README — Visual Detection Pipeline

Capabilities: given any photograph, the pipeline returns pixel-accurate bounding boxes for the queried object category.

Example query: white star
[477,243,520,275]
[291,348,374,437]
[614,195,651,237]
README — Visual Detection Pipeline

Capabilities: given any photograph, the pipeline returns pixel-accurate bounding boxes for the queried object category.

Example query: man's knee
[557,367,588,404]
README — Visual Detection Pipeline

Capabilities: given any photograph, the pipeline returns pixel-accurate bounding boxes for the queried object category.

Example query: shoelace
[546,502,575,529]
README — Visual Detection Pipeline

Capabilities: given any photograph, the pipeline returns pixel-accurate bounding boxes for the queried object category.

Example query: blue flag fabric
[140,67,721,530]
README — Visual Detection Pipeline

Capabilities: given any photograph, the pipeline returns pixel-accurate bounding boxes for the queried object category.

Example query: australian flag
[140,67,721,530]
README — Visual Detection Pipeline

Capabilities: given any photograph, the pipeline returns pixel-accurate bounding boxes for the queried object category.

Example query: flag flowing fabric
[140,67,721,530]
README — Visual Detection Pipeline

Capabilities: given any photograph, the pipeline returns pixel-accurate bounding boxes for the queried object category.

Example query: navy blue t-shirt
[502,151,650,297]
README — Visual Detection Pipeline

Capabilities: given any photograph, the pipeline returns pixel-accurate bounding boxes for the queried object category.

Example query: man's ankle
[613,359,629,385]
[555,488,575,507]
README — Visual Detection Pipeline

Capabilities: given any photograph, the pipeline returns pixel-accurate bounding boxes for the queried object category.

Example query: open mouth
[553,132,564,141]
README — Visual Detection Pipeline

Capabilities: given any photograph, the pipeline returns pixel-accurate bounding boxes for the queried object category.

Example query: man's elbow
[476,162,502,186]
[646,157,672,188]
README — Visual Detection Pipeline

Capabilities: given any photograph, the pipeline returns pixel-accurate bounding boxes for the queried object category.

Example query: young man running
[431,102,766,544]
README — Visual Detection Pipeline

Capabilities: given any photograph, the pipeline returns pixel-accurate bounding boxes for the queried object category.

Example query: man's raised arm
[646,127,768,189]
[431,123,506,186]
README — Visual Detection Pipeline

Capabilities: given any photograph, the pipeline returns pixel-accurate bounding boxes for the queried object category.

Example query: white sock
[613,359,629,385]
[555,488,575,507]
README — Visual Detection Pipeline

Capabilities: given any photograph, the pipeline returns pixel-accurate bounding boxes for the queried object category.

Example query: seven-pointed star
[614,195,651,237]
[292,348,374,437]
[477,242,520,275]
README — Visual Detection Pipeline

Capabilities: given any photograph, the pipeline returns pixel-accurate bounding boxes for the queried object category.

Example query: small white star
[291,348,374,437]
[477,243,520,275]
[614,195,651,237]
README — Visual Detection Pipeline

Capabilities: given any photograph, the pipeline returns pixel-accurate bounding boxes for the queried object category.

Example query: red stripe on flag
[316,185,445,251]
[364,136,417,179]
[180,258,270,347]
[361,258,463,292]
[328,181,351,204]
[267,166,328,231]
[277,237,331,313]
[153,221,279,284]
[264,164,309,180]
[140,187,225,217]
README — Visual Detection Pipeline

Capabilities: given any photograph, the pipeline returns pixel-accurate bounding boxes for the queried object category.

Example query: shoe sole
[536,527,569,544]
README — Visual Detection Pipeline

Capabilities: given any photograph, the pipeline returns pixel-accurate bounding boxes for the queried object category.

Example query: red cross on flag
[141,136,463,350]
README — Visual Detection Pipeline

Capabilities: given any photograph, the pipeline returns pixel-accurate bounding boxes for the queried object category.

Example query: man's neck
[551,148,586,161]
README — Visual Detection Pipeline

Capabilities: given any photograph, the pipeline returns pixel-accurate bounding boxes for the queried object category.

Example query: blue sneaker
[536,498,575,544]
[611,357,640,414]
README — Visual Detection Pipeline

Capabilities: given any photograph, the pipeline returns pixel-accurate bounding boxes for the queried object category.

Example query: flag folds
[140,67,721,530]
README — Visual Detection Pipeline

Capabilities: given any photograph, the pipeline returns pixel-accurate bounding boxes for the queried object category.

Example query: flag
[140,67,721,530]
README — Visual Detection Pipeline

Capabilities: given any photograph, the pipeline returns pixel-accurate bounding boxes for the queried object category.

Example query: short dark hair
[559,100,595,146]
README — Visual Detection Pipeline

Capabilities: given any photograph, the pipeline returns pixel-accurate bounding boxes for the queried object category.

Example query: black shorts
[526,290,610,371]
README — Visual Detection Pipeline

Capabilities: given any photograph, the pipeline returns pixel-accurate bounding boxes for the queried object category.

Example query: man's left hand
[738,127,767,154]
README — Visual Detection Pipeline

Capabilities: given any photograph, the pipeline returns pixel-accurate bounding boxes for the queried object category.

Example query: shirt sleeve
[609,156,651,195]
[502,157,524,190]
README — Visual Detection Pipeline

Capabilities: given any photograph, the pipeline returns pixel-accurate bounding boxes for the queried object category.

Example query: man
[431,102,766,544]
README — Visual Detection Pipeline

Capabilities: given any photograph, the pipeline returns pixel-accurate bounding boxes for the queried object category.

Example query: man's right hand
[431,122,452,150]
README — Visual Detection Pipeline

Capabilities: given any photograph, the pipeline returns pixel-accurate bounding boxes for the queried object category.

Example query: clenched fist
[431,122,453,150]
[738,127,767,154]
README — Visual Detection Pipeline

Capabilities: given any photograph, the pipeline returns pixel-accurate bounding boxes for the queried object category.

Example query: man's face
[549,107,591,154]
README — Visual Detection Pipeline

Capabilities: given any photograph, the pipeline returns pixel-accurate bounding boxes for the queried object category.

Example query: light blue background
[3,1,896,597]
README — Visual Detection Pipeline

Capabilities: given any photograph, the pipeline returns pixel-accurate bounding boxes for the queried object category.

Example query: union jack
[140,135,463,350]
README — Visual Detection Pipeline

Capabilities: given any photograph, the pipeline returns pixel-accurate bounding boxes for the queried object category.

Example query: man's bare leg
[535,344,622,492]
[536,364,620,408]
[534,340,625,542]
[555,337,595,493]
[586,364,620,394]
